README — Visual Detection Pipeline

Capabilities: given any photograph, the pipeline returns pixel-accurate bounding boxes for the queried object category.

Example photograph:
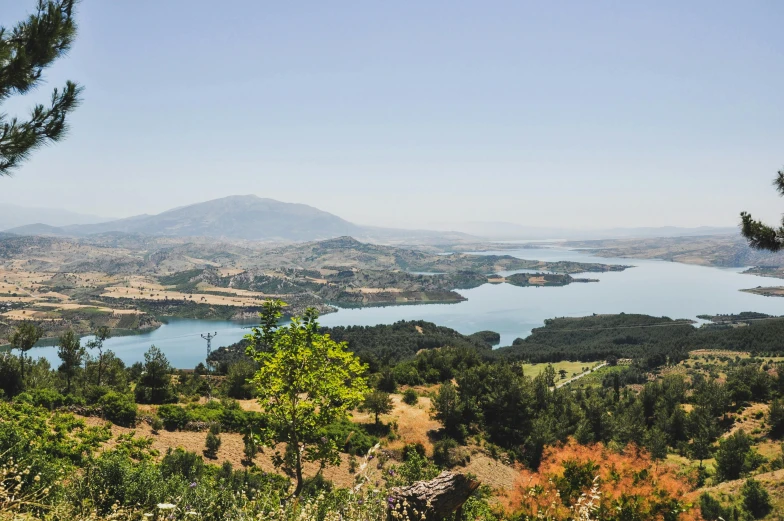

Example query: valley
[0,234,632,345]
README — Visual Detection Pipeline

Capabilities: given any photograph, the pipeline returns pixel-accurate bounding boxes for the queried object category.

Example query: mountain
[2,223,71,236]
[7,195,362,242]
[424,221,737,240]
[0,204,108,231]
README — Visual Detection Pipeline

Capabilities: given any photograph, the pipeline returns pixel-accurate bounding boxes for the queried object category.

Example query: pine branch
[0,80,81,174]
[0,1,81,176]
[740,211,784,252]
[0,0,77,99]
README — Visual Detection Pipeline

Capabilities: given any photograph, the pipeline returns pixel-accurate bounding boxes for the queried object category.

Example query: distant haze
[0,204,107,231]
[0,2,782,229]
[3,196,739,242]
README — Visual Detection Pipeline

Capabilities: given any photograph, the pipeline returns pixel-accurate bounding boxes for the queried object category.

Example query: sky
[0,1,783,229]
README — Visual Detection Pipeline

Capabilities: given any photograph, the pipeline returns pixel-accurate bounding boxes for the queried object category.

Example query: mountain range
[424,221,738,240]
[0,204,108,231]
[3,195,738,243]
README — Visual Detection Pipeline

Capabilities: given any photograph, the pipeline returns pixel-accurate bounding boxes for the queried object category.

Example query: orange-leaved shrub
[503,439,701,521]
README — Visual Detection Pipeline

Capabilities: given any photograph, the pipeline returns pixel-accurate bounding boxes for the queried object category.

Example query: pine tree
[0,1,82,176]
[9,321,43,387]
[56,329,83,394]
[740,167,784,250]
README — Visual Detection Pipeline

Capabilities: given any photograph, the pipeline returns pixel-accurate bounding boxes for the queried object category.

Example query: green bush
[433,437,469,467]
[205,430,221,458]
[18,387,66,410]
[402,388,418,405]
[99,392,137,427]
[319,419,378,455]
[742,478,772,519]
[158,404,188,430]
[160,447,205,481]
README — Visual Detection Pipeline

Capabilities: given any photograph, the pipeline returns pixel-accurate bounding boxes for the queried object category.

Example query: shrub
[699,493,728,521]
[402,388,418,405]
[158,404,188,431]
[99,392,137,427]
[377,369,397,392]
[742,478,772,519]
[319,419,378,455]
[160,447,205,481]
[433,437,469,468]
[19,387,66,410]
[225,359,257,399]
[243,432,257,464]
[151,416,164,433]
[205,431,221,458]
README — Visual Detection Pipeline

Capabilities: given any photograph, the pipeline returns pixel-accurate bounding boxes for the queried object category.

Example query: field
[521,360,599,380]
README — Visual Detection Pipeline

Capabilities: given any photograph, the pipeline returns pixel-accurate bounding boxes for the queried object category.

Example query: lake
[23,246,784,368]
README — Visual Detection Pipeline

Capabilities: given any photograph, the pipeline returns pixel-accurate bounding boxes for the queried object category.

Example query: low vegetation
[3,300,784,519]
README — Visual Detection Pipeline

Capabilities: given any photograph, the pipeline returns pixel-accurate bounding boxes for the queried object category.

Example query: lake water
[23,246,784,368]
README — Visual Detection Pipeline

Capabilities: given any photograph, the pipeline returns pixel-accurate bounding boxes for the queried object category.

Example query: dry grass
[724,403,768,438]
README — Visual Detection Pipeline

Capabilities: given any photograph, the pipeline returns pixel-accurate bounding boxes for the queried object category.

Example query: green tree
[56,329,83,394]
[224,359,256,399]
[0,353,23,397]
[242,430,257,465]
[542,363,556,387]
[363,390,393,425]
[431,380,463,437]
[689,408,718,466]
[0,1,82,176]
[644,426,668,460]
[768,398,784,439]
[134,345,175,404]
[715,431,753,482]
[9,321,42,386]
[84,350,126,391]
[741,478,772,519]
[204,424,221,459]
[245,300,368,496]
[86,325,111,386]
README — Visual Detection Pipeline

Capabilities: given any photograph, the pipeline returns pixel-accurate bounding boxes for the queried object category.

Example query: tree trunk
[388,471,479,521]
[97,349,103,386]
[294,450,303,496]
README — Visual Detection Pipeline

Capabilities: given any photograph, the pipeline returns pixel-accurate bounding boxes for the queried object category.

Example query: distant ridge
[0,204,108,231]
[424,221,738,240]
[4,195,739,243]
[6,195,361,242]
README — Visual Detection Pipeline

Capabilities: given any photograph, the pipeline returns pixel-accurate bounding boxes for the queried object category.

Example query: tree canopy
[245,300,368,496]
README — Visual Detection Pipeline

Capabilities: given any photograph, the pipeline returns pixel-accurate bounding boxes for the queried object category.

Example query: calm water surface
[24,247,784,368]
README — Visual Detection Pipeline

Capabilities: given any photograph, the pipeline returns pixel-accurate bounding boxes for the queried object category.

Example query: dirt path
[555,362,607,389]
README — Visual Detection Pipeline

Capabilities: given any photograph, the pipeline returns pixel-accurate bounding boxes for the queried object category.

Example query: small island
[504,273,599,287]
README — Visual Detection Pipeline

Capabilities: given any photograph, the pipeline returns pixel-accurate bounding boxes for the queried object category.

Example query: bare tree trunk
[388,471,479,521]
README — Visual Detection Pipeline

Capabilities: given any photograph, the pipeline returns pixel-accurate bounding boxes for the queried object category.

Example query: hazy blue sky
[0,1,782,229]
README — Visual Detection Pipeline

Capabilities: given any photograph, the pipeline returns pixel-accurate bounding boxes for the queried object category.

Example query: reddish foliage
[503,439,702,521]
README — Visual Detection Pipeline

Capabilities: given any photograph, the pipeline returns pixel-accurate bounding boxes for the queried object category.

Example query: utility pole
[201,331,218,371]
[201,331,218,400]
